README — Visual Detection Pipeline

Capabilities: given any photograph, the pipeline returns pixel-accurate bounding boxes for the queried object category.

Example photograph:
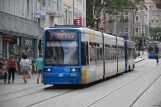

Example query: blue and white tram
[124,40,136,72]
[148,43,161,59]
[43,26,131,85]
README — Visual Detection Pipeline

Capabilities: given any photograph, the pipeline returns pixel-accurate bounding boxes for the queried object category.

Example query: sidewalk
[135,56,145,63]
[135,51,146,63]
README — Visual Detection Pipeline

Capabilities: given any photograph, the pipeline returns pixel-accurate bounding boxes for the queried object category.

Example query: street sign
[74,19,82,26]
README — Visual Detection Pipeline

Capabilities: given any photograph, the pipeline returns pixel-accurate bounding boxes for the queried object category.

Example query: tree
[86,0,144,29]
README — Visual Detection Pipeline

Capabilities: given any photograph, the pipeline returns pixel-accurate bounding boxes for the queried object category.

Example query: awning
[0,11,43,39]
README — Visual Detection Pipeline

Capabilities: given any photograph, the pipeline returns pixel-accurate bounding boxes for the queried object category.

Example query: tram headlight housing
[71,68,80,72]
[44,68,52,72]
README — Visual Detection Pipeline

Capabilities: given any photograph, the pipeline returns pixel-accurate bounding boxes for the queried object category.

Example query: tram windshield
[148,46,157,53]
[45,30,78,65]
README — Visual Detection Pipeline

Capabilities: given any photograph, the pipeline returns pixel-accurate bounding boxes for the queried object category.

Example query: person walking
[2,61,8,83]
[20,55,30,83]
[156,56,159,65]
[36,54,43,83]
[8,55,17,84]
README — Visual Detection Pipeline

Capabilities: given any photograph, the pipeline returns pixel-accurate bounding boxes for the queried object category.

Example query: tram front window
[45,30,78,66]
[149,46,157,53]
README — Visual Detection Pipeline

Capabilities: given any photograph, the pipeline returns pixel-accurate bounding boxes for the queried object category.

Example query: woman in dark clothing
[8,55,17,83]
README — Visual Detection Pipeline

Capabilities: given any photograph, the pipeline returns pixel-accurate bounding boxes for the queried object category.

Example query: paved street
[1,52,161,107]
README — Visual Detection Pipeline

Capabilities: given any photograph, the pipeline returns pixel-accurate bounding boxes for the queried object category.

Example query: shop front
[0,11,41,74]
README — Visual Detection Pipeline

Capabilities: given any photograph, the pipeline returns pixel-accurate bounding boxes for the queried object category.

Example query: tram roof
[44,27,124,40]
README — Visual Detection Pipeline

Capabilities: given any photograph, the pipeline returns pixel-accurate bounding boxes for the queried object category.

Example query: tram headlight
[44,68,52,72]
[71,68,80,72]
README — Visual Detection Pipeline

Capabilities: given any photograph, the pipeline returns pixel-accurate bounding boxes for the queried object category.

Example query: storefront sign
[24,40,32,46]
[35,11,46,18]
[3,37,14,43]
[74,19,82,25]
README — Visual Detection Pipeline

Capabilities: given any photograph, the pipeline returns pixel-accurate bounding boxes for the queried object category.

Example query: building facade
[104,9,134,40]
[35,0,86,28]
[36,0,64,28]
[0,0,42,62]
[134,4,149,50]
[64,0,86,26]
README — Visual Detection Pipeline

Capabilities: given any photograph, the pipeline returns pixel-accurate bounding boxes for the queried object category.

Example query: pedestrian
[156,48,159,65]
[20,55,30,83]
[2,61,8,83]
[36,54,43,83]
[0,59,3,78]
[156,56,159,65]
[8,55,17,84]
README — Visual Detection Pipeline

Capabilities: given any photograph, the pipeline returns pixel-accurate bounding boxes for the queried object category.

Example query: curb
[135,58,145,63]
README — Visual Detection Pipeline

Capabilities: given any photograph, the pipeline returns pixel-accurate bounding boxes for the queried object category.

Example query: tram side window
[100,45,103,60]
[118,46,121,59]
[89,43,96,61]
[105,45,108,60]
[109,46,112,60]
[81,42,89,65]
[122,47,125,59]
[113,46,116,60]
[97,44,100,60]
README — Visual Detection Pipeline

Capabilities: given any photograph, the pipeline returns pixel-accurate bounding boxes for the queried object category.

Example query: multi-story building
[145,0,161,28]
[134,4,149,50]
[36,0,64,28]
[134,0,161,50]
[64,0,86,26]
[35,0,86,28]
[104,9,135,40]
[0,0,42,62]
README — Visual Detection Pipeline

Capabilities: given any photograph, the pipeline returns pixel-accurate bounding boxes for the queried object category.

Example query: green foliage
[150,27,161,33]
[86,0,144,28]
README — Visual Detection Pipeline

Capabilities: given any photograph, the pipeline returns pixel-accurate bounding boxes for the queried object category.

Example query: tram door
[89,43,97,82]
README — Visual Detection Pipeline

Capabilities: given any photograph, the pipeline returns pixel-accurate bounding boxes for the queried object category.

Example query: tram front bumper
[43,73,81,85]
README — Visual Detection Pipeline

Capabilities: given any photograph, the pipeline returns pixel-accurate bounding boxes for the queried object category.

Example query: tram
[42,26,135,85]
[148,43,161,59]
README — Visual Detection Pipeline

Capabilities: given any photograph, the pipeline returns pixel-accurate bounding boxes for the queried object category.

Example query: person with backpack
[8,55,17,83]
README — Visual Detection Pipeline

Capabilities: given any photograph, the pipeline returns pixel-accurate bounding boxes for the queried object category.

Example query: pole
[66,9,67,25]
[133,9,135,41]
[73,0,74,24]
[115,0,118,74]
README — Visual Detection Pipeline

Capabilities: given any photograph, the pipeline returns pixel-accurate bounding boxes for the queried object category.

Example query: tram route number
[71,73,76,76]
[58,73,76,77]
[59,73,63,77]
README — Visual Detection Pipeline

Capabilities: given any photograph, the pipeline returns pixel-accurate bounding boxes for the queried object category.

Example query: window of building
[124,12,128,15]
[136,28,138,32]
[77,0,82,3]
[83,0,85,11]
[42,0,45,7]
[48,0,51,7]
[27,0,29,18]
[124,28,128,33]
[57,0,59,11]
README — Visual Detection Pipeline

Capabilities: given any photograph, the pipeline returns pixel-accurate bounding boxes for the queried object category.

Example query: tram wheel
[133,64,135,69]
[129,66,131,71]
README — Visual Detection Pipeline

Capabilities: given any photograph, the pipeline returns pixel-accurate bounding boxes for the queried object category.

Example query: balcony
[40,0,64,17]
